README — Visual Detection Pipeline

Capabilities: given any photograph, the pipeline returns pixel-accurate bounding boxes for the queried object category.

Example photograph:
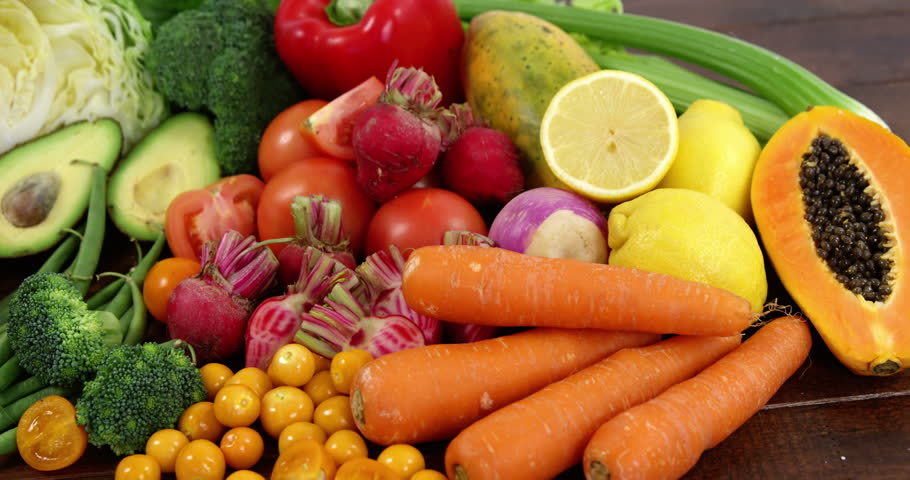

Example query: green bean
[85,277,126,310]
[68,163,108,298]
[122,279,148,346]
[0,427,16,456]
[0,332,11,366]
[0,376,46,407]
[101,232,166,318]
[0,357,23,392]
[0,385,75,431]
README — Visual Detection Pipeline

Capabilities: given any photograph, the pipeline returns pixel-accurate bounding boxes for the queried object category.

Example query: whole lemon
[607,188,767,312]
[657,99,761,222]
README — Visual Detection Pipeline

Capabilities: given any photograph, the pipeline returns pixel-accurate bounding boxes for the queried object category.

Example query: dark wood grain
[2,0,909,479]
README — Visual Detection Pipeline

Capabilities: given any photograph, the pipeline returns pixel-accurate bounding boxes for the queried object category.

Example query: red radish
[438,103,524,206]
[244,247,362,370]
[167,230,279,363]
[295,283,426,359]
[440,230,500,343]
[489,187,610,264]
[355,245,442,345]
[272,195,357,286]
[352,66,445,203]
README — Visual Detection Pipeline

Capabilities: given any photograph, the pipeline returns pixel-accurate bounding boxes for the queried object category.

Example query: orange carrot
[583,316,812,480]
[444,334,742,480]
[349,327,659,446]
[402,245,755,336]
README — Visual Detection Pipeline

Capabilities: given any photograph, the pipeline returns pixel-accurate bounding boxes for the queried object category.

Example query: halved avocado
[0,119,122,258]
[108,112,221,241]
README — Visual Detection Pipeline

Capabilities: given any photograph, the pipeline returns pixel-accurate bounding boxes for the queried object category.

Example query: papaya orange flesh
[752,105,910,376]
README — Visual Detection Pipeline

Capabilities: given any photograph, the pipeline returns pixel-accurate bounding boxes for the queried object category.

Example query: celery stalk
[591,52,789,143]
[452,0,888,129]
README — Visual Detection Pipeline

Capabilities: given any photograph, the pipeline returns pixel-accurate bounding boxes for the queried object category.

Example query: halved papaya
[752,106,909,376]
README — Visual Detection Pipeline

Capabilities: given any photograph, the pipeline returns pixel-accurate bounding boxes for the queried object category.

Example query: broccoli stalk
[148,0,306,175]
[76,340,207,456]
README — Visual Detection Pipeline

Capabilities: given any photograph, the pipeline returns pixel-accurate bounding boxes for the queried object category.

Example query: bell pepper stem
[325,0,375,26]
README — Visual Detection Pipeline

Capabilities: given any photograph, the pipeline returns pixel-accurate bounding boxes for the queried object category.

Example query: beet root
[440,126,524,206]
[167,278,253,363]
[353,103,442,203]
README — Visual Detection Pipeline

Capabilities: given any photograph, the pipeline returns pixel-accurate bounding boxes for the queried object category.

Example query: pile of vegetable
[0,0,907,478]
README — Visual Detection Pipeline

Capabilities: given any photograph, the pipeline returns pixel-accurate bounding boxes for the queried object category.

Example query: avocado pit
[2,171,61,228]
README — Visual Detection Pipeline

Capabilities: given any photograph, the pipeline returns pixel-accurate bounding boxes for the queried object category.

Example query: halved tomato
[165,174,265,261]
[302,76,385,160]
[17,395,87,471]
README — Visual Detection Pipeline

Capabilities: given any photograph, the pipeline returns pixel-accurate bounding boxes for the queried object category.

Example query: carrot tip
[588,460,611,480]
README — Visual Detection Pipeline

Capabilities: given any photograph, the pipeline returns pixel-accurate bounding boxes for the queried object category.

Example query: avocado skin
[0,119,122,258]
[107,112,221,241]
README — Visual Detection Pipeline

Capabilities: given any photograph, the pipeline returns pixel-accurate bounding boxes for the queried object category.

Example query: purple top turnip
[489,187,610,264]
[167,230,279,363]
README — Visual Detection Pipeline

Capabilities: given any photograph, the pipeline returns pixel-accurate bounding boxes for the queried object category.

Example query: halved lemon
[540,70,679,203]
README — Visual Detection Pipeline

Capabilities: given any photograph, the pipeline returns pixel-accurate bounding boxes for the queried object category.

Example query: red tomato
[302,77,384,160]
[259,99,329,182]
[165,175,265,261]
[257,157,376,257]
[365,188,487,257]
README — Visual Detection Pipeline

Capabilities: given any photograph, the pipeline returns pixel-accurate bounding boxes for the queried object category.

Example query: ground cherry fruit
[377,444,426,479]
[410,469,448,480]
[271,439,337,480]
[226,470,267,480]
[260,386,315,438]
[220,426,264,470]
[268,343,316,387]
[199,363,234,401]
[324,429,368,465]
[313,352,332,373]
[278,421,327,454]
[335,457,400,480]
[225,367,274,398]
[330,349,373,394]
[16,395,88,472]
[145,429,189,473]
[214,384,261,428]
[115,454,161,480]
[177,401,225,442]
[303,370,339,406]
[313,395,356,436]
[175,439,225,480]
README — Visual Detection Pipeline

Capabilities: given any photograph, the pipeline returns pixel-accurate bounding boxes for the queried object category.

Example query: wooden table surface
[2,0,909,479]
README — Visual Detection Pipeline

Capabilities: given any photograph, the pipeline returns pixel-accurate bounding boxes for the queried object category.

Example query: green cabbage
[0,0,168,155]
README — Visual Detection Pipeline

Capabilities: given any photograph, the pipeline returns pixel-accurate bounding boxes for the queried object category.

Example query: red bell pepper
[165,174,266,261]
[274,0,465,105]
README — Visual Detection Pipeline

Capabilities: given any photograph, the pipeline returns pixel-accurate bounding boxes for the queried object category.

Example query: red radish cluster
[166,230,279,363]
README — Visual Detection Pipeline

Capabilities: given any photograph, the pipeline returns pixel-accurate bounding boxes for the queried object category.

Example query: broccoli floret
[76,341,206,456]
[148,0,306,175]
[7,272,123,388]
